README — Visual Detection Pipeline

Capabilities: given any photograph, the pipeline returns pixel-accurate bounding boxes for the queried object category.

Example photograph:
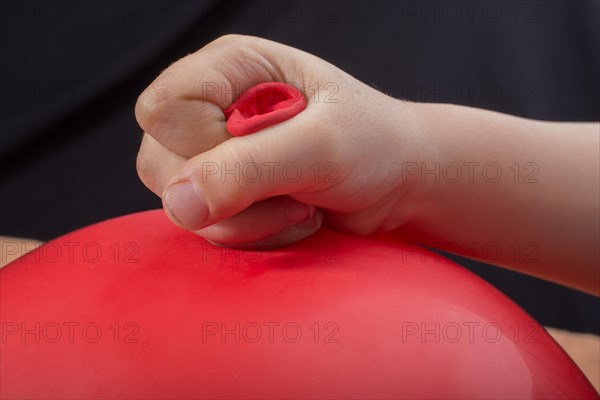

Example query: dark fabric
[1,0,598,333]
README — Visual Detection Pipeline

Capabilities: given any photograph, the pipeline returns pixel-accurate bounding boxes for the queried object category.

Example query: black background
[1,1,598,333]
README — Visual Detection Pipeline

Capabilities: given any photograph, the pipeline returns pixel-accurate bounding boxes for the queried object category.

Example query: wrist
[376,97,441,230]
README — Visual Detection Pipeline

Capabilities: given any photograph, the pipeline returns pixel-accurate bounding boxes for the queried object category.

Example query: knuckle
[226,137,261,167]
[211,34,247,47]
[135,149,158,194]
[134,81,174,134]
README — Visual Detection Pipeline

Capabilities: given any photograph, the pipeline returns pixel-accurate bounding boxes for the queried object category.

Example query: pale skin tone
[1,34,598,389]
[133,34,599,296]
[0,237,42,268]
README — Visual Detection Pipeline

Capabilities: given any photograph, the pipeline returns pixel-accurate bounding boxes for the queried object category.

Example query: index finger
[134,35,307,158]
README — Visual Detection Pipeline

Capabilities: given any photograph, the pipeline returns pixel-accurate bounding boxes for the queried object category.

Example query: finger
[136,97,230,159]
[135,34,323,158]
[161,110,337,231]
[136,133,187,197]
[323,196,399,236]
[194,196,322,248]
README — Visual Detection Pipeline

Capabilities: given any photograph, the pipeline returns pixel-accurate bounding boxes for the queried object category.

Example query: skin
[0,237,43,268]
[546,327,600,392]
[134,34,599,296]
[0,34,597,390]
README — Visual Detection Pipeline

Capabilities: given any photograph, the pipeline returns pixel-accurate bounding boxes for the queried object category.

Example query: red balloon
[1,210,597,399]
[223,82,307,136]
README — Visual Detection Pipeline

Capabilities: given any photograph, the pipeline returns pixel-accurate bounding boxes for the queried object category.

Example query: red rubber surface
[224,82,307,136]
[1,210,596,399]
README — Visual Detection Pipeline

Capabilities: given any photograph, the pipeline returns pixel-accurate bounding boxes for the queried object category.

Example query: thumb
[161,108,330,231]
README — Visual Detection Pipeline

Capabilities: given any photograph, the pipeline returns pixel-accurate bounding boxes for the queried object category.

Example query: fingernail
[164,180,208,230]
[285,202,313,226]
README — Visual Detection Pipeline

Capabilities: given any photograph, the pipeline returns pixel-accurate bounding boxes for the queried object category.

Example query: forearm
[396,102,600,295]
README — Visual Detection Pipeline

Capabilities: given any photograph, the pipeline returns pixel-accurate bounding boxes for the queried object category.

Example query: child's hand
[135,35,599,294]
[135,35,428,247]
